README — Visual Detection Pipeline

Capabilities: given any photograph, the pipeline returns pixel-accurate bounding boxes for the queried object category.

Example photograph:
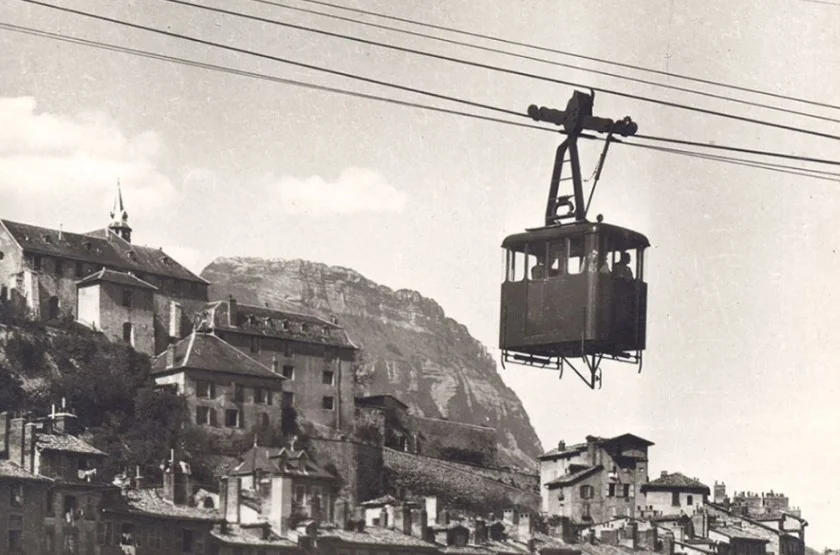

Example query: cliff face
[200,257,542,469]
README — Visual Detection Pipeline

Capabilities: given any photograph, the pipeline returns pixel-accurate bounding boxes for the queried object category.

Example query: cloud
[272,167,407,216]
[0,96,176,228]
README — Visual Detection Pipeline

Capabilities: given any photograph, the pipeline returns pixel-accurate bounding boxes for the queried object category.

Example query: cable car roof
[501,221,650,251]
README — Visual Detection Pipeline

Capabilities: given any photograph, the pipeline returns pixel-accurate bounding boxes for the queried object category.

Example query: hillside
[201,257,543,469]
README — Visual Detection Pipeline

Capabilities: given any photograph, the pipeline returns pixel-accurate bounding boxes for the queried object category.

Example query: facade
[0,459,51,554]
[76,268,158,356]
[194,297,357,432]
[151,331,286,433]
[539,434,654,524]
[706,502,805,555]
[0,186,209,354]
[641,472,710,517]
[709,527,769,555]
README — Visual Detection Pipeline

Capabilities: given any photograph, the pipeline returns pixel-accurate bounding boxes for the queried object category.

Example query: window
[122,323,133,345]
[195,380,215,399]
[295,485,306,503]
[687,495,694,506]
[283,392,294,407]
[196,406,210,425]
[182,529,194,553]
[122,289,133,308]
[322,396,335,411]
[85,496,95,520]
[255,388,272,405]
[282,365,295,380]
[55,259,63,276]
[234,383,245,402]
[623,484,631,498]
[120,523,134,546]
[250,336,260,353]
[580,485,594,499]
[10,483,23,507]
[64,495,78,519]
[33,254,42,271]
[672,491,680,506]
[322,370,335,385]
[608,483,616,497]
[225,409,240,428]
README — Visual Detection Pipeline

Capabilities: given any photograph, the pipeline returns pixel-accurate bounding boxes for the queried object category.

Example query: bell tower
[108,180,132,243]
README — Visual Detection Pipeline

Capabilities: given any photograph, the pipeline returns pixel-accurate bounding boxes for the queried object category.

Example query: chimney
[473,518,487,544]
[586,435,598,466]
[627,520,638,550]
[228,295,237,326]
[23,422,38,473]
[425,496,438,526]
[410,508,428,538]
[394,504,411,536]
[438,508,450,526]
[557,440,566,451]
[661,470,668,478]
[162,451,191,505]
[518,513,532,539]
[223,476,240,523]
[134,465,146,490]
[334,498,350,528]
[7,416,25,467]
[503,509,519,526]
[352,506,366,532]
[385,503,396,530]
[269,475,293,534]
[52,404,80,436]
[0,412,9,457]
[379,507,389,529]
[169,301,182,340]
[166,343,176,369]
[662,530,675,555]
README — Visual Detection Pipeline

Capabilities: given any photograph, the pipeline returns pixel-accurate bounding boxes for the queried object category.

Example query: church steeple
[108,180,132,243]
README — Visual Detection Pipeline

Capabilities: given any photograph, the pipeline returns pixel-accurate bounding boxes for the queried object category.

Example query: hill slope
[201,257,542,468]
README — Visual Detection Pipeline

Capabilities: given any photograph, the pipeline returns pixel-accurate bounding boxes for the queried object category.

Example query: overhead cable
[243,0,840,125]
[293,0,840,111]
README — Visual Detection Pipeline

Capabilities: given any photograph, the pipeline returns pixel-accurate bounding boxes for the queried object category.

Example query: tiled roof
[320,525,438,548]
[196,300,357,349]
[540,433,654,460]
[211,524,301,548]
[642,473,710,493]
[36,433,106,456]
[539,443,587,460]
[712,526,769,542]
[231,446,284,475]
[0,220,207,284]
[232,445,333,480]
[360,494,399,507]
[77,268,157,290]
[112,488,222,521]
[151,332,284,380]
[545,465,603,489]
[0,460,52,482]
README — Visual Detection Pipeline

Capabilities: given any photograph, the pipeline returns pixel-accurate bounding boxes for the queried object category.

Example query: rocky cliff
[200,257,542,469]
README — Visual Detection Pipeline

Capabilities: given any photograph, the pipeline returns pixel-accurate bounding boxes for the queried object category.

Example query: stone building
[194,297,357,432]
[0,459,51,554]
[0,185,209,353]
[1,404,114,555]
[539,433,654,524]
[76,268,157,356]
[151,331,287,433]
[640,472,710,517]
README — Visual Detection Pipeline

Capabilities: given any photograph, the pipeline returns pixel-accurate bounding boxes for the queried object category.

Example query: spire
[107,179,133,242]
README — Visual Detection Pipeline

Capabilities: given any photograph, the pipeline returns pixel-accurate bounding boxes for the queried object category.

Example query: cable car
[499,91,649,389]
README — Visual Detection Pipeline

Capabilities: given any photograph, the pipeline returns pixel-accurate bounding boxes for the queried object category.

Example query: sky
[1,0,839,547]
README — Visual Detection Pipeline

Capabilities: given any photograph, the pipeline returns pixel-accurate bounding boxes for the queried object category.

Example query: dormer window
[127,250,137,261]
[83,241,92,250]
[43,234,52,243]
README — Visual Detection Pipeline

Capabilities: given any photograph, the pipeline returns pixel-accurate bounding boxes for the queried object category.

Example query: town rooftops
[320,524,439,549]
[36,432,107,456]
[0,219,208,284]
[76,268,157,290]
[712,525,769,542]
[540,433,654,460]
[151,332,284,380]
[211,523,302,549]
[195,299,357,349]
[0,459,52,482]
[231,445,334,480]
[545,465,604,489]
[107,488,223,522]
[641,472,710,494]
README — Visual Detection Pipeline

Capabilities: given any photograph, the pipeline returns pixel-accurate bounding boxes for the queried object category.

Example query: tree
[0,364,25,412]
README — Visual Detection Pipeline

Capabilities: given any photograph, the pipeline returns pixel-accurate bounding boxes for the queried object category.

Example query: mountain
[200,257,543,469]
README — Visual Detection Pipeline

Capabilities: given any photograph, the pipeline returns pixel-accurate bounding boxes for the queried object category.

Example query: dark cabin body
[500,221,649,359]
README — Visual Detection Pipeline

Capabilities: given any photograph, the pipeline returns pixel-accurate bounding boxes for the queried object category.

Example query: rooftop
[0,219,207,284]
[320,524,438,549]
[545,465,603,489]
[712,525,769,542]
[0,460,52,482]
[108,488,222,522]
[211,524,301,548]
[36,433,106,456]
[77,268,157,290]
[540,433,654,460]
[641,472,710,494]
[151,332,284,380]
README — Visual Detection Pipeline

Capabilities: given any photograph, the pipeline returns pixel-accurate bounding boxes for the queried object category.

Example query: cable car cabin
[500,221,649,368]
